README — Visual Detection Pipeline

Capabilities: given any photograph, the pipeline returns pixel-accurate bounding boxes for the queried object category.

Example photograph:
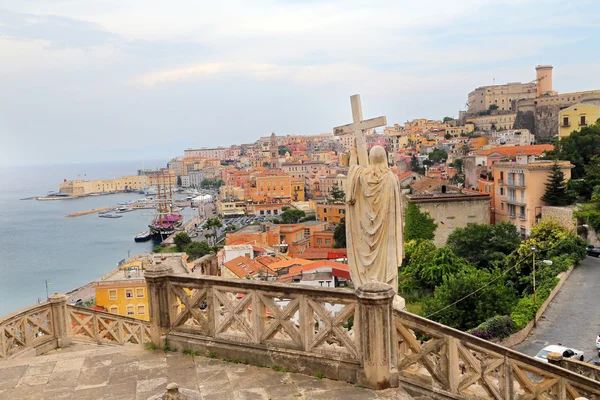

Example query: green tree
[444,133,452,140]
[552,120,600,178]
[410,154,424,174]
[446,222,521,269]
[584,155,600,195]
[450,159,463,173]
[541,161,571,206]
[278,146,290,156]
[330,183,345,202]
[176,176,182,186]
[422,266,518,331]
[443,117,454,122]
[201,179,225,188]
[281,209,306,223]
[489,104,499,111]
[404,202,437,242]
[428,148,448,163]
[174,232,192,252]
[333,218,346,248]
[184,241,212,261]
[204,217,222,245]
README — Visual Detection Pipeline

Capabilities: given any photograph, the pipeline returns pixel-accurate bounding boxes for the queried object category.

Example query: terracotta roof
[475,144,553,157]
[300,248,347,260]
[278,260,350,281]
[223,256,268,279]
[255,255,287,266]
[267,257,312,271]
[395,171,415,180]
[410,177,444,194]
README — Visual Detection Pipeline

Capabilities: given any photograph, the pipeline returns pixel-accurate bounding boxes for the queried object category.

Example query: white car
[596,335,600,352]
[534,345,584,362]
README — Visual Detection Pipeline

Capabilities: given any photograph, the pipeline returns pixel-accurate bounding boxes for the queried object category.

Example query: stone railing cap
[355,281,395,299]
[546,352,563,361]
[144,264,175,277]
[48,293,68,303]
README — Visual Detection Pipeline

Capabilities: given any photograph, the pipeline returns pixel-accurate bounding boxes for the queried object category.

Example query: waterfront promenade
[0,344,413,400]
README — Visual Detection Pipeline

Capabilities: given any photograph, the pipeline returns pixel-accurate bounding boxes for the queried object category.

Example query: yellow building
[94,254,191,321]
[59,171,176,196]
[491,157,573,237]
[315,202,346,224]
[466,113,516,132]
[558,103,600,138]
[445,123,474,137]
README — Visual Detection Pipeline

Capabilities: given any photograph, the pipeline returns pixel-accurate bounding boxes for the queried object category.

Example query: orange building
[469,137,489,151]
[311,230,335,248]
[315,203,346,224]
[250,171,293,203]
[225,223,281,249]
[278,224,310,255]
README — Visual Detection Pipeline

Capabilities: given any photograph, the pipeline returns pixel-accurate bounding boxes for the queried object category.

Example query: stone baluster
[355,282,398,390]
[145,263,175,347]
[48,293,72,348]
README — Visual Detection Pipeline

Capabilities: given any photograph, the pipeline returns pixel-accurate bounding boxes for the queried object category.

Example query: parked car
[587,246,600,257]
[534,345,584,362]
[596,334,600,353]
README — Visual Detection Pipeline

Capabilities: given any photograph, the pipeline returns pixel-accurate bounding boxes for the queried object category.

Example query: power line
[424,239,565,319]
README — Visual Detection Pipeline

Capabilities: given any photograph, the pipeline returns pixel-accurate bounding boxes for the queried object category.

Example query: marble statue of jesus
[334,95,405,310]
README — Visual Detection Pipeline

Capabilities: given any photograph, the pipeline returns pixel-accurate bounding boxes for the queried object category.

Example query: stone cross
[333,94,387,166]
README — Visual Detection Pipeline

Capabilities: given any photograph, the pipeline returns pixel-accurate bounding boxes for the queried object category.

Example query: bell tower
[269,132,279,169]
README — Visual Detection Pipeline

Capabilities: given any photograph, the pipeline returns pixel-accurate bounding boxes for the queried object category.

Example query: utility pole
[44,279,51,300]
[531,246,536,306]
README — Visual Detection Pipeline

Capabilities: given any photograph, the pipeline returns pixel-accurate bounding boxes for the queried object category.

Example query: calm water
[0,161,170,316]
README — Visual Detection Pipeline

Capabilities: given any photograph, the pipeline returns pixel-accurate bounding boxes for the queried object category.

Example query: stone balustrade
[145,266,600,396]
[393,310,600,399]
[547,352,600,383]
[0,293,151,361]
[3,274,600,399]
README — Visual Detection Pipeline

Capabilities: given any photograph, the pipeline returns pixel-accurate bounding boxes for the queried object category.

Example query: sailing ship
[148,172,183,240]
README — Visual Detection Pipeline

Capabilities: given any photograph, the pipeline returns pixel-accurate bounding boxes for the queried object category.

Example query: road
[515,255,600,361]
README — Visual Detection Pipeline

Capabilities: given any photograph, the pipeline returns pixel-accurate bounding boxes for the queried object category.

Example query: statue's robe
[346,164,403,291]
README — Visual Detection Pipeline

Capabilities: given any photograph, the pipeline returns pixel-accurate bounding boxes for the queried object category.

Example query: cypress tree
[541,161,570,206]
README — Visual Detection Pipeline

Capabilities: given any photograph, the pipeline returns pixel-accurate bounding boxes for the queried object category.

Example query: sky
[1,0,599,166]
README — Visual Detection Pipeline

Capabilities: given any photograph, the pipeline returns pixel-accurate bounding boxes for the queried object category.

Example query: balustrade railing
[0,294,151,361]
[393,309,600,399]
[0,303,55,360]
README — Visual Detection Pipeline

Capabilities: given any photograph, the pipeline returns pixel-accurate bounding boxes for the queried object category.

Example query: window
[339,209,345,215]
[109,290,117,300]
[125,289,134,298]
[126,305,135,316]
[110,306,118,314]
[137,305,146,315]
[500,188,504,195]
[317,238,323,244]
[563,116,569,126]
[580,115,587,126]
[136,288,144,298]
[325,239,331,244]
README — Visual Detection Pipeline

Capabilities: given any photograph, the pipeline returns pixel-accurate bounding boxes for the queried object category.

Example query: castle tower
[269,132,279,169]
[535,65,553,97]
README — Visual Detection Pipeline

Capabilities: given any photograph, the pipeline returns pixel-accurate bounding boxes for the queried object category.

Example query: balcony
[561,123,571,127]
[503,180,526,188]
[509,213,516,219]
[519,214,526,221]
[501,196,526,207]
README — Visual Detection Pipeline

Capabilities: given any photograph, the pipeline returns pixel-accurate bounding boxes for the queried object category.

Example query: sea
[0,160,175,317]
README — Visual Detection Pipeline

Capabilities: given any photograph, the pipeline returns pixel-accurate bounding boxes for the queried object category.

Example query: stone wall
[414,198,491,246]
[535,104,561,139]
[514,110,536,135]
[541,206,577,230]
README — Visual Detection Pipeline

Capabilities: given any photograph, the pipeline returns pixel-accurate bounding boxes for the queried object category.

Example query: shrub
[510,296,537,330]
[469,315,515,340]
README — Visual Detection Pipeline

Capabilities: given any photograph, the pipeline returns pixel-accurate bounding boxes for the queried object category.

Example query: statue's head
[369,146,388,167]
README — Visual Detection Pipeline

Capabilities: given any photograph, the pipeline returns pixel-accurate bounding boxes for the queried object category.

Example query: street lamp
[44,279,51,300]
[530,246,536,307]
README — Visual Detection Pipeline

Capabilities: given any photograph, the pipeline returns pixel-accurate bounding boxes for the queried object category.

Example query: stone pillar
[356,282,398,390]
[145,263,175,346]
[49,293,72,348]
[546,352,563,367]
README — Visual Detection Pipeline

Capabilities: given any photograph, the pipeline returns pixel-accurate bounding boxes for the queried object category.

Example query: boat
[148,172,183,240]
[134,231,152,242]
[115,207,134,213]
[99,213,122,219]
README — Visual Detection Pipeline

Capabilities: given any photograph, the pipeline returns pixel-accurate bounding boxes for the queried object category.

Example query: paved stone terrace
[0,344,414,400]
